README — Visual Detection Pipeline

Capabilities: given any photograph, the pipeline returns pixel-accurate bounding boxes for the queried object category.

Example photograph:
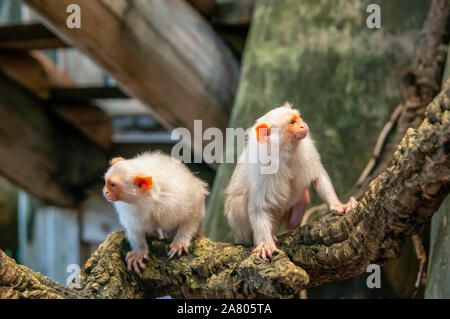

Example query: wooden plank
[50,86,129,103]
[24,0,239,136]
[0,50,73,99]
[0,23,69,50]
[96,99,154,117]
[0,72,108,207]
[0,50,112,149]
[53,103,113,150]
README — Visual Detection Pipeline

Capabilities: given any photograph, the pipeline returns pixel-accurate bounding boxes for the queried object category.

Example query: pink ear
[255,123,270,144]
[133,175,153,192]
[110,157,125,166]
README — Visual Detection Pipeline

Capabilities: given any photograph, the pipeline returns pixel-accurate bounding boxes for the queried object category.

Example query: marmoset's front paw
[251,241,278,261]
[168,240,190,259]
[331,197,358,215]
[126,250,150,274]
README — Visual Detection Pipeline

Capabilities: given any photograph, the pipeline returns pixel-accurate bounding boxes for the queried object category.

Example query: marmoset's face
[255,108,309,146]
[283,112,309,141]
[103,172,125,202]
[103,157,153,203]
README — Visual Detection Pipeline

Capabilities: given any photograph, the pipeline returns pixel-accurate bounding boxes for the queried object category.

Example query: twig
[411,234,427,298]
[356,104,403,186]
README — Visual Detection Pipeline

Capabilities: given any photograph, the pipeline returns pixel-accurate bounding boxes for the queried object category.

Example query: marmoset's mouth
[295,130,308,140]
[103,188,118,202]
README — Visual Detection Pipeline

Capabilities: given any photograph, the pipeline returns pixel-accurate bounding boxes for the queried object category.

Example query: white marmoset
[225,103,358,260]
[103,152,208,273]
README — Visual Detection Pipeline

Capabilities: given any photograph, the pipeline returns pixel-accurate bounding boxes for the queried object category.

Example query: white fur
[107,152,208,255]
[225,105,341,247]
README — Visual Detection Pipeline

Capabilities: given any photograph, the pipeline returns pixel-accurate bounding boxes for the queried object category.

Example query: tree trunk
[1,78,450,298]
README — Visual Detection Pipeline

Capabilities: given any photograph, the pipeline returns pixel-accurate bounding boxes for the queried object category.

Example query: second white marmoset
[103,152,208,273]
[225,103,358,260]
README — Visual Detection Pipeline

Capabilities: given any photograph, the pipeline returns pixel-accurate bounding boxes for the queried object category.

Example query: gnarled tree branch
[1,78,450,299]
[356,0,450,195]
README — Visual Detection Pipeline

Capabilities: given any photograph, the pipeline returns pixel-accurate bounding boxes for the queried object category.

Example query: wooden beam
[0,50,112,149]
[0,72,108,207]
[24,0,239,135]
[50,86,129,103]
[0,23,69,50]
[53,103,113,150]
[0,50,73,99]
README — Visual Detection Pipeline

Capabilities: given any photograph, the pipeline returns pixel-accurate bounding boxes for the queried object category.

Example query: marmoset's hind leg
[168,214,201,259]
[225,195,253,244]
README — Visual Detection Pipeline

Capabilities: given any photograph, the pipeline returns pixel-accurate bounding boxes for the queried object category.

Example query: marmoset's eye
[289,119,296,125]
[110,182,116,188]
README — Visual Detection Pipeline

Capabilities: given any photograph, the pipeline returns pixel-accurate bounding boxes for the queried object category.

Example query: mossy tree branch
[1,78,450,299]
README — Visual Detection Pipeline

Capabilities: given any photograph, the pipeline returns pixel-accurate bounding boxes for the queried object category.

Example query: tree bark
[1,78,449,298]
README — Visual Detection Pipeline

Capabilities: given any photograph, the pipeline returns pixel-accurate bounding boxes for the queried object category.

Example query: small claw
[168,242,190,259]
[343,197,358,213]
[265,249,273,261]
[126,251,148,273]
[251,244,275,262]
[261,252,267,261]
[331,204,345,215]
[133,260,141,274]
